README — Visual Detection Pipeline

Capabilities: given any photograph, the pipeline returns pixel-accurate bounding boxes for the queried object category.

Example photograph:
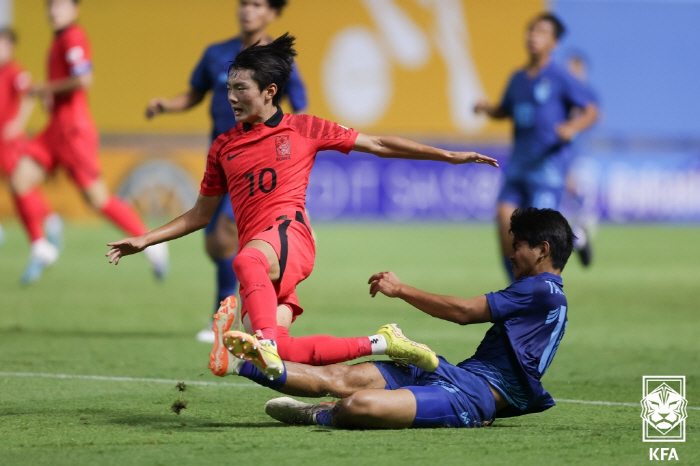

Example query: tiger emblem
[640,383,687,435]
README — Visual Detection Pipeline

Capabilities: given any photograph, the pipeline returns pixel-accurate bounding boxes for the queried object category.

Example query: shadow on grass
[109,415,284,430]
[0,325,190,339]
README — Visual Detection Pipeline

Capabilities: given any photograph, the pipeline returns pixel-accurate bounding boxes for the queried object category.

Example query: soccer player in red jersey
[9,0,168,284]
[0,27,62,250]
[106,34,499,378]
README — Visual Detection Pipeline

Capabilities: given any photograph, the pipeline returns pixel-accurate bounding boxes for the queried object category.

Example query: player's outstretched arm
[473,99,509,119]
[368,271,492,325]
[32,71,93,99]
[353,133,498,167]
[105,193,221,264]
[145,88,206,119]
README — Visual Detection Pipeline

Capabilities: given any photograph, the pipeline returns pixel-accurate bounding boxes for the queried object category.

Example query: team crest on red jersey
[275,135,291,160]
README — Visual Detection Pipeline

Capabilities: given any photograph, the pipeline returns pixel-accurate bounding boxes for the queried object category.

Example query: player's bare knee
[333,392,380,426]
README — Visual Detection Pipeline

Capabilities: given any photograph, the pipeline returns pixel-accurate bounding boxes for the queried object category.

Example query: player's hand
[105,237,148,265]
[29,83,53,112]
[368,271,404,298]
[473,99,492,115]
[145,98,167,119]
[555,123,577,142]
[447,151,499,167]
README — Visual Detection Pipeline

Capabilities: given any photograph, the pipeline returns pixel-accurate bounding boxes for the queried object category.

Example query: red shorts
[243,211,316,321]
[0,137,24,177]
[24,121,100,188]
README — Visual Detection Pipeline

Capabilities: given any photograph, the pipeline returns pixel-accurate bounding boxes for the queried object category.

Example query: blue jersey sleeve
[486,279,534,322]
[190,47,213,93]
[497,74,517,116]
[283,63,307,112]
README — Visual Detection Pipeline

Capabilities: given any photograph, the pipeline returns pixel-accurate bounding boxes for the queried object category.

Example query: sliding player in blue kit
[145,0,306,342]
[222,208,574,429]
[474,13,597,282]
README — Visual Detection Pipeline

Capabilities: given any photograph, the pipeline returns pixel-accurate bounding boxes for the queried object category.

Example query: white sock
[369,335,387,355]
[572,226,587,249]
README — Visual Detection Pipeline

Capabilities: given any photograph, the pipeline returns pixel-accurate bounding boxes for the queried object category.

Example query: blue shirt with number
[459,272,568,417]
[498,62,593,188]
[190,37,307,141]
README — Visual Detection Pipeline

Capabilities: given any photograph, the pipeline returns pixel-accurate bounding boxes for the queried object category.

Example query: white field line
[1,372,698,411]
[0,371,259,388]
[555,398,700,411]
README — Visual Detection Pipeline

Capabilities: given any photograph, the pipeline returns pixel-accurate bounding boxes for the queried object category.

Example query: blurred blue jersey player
[561,50,598,268]
[224,208,574,430]
[144,0,306,342]
[475,13,597,282]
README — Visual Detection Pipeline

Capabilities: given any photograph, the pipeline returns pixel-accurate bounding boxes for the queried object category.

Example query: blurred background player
[561,50,598,266]
[0,27,62,253]
[145,0,306,343]
[474,12,597,282]
[8,0,168,284]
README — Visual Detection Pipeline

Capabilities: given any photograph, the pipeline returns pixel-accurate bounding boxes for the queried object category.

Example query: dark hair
[532,12,566,40]
[228,33,296,106]
[0,27,17,44]
[267,0,287,14]
[509,208,575,271]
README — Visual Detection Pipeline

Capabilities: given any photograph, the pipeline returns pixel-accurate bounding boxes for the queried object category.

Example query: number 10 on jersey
[245,168,277,196]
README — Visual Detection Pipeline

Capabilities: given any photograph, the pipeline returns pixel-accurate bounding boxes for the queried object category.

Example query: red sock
[233,248,278,340]
[13,190,49,242]
[34,189,53,221]
[100,196,147,236]
[275,326,372,365]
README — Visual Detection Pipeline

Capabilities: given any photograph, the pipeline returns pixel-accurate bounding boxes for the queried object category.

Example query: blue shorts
[497,180,563,210]
[373,357,497,428]
[204,195,236,235]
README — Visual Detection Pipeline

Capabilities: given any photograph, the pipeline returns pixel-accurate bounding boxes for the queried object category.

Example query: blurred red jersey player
[0,27,58,250]
[9,0,168,284]
[0,28,31,178]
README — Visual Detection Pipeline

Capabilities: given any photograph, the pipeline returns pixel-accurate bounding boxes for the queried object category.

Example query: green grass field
[1,222,698,465]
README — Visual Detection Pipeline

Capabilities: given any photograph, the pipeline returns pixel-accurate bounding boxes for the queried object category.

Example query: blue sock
[315,408,334,426]
[214,255,238,315]
[238,361,287,390]
[503,257,515,283]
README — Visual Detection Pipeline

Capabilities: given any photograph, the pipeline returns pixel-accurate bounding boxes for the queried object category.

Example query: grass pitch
[0,222,698,465]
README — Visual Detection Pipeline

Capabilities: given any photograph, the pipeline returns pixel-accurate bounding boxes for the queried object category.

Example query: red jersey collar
[242,106,283,132]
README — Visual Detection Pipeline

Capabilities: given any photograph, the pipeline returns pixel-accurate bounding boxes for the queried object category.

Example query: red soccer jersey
[48,24,93,122]
[200,109,359,247]
[0,60,30,129]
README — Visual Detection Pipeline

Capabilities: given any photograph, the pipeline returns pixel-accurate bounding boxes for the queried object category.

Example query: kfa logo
[275,135,291,161]
[641,376,687,442]
[649,448,679,461]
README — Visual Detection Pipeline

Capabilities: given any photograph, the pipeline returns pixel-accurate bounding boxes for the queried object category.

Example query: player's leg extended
[10,156,60,283]
[264,389,417,429]
[10,156,50,242]
[497,201,518,282]
[82,178,169,279]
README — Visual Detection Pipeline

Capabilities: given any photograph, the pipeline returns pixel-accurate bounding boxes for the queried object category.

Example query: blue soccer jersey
[459,272,568,417]
[190,37,307,140]
[498,62,593,189]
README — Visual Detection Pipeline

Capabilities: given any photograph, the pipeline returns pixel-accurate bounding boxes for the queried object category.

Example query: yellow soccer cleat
[223,331,285,379]
[377,323,439,372]
[208,296,243,376]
